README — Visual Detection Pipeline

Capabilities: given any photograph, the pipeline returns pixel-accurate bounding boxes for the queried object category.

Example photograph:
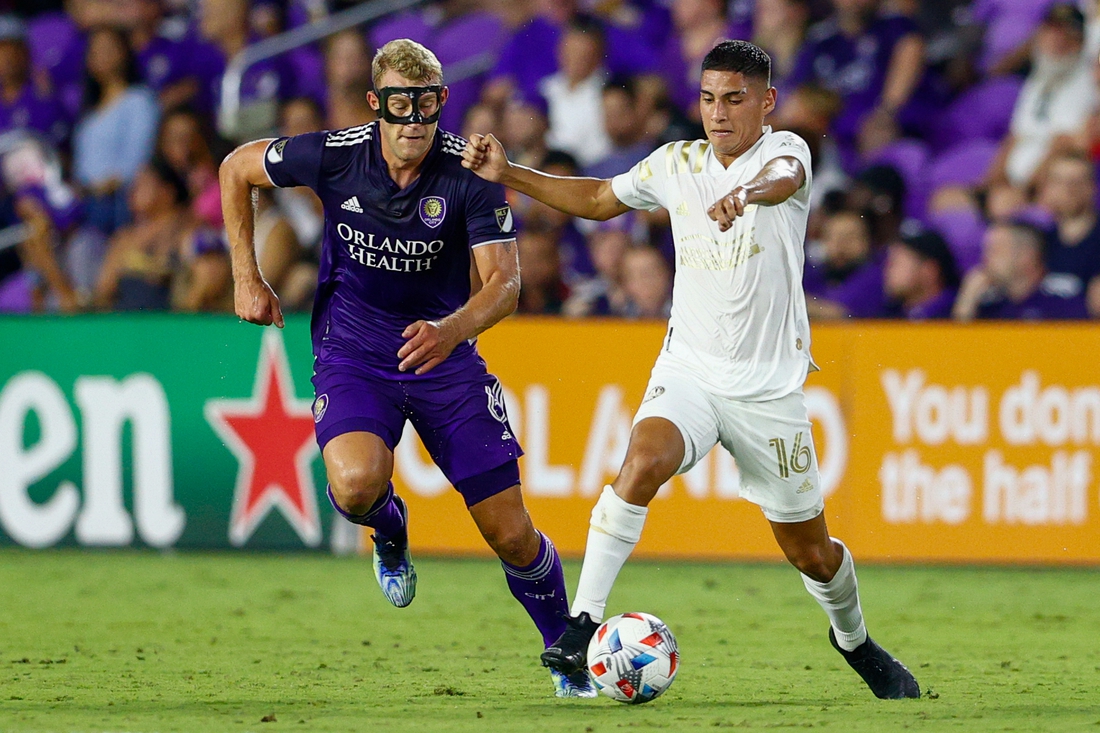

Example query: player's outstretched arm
[219,139,284,328]
[462,133,630,221]
[398,240,520,375]
[709,156,806,232]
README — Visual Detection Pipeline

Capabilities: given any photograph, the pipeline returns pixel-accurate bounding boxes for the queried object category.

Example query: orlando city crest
[419,196,446,228]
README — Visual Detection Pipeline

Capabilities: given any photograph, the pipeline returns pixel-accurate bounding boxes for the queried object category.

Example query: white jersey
[611,126,815,401]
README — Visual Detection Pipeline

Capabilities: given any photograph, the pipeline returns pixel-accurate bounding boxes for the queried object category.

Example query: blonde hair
[371,39,444,89]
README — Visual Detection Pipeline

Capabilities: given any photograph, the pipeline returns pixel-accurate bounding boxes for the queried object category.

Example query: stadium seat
[928,139,1001,191]
[929,207,987,273]
[930,76,1023,153]
[973,0,1057,73]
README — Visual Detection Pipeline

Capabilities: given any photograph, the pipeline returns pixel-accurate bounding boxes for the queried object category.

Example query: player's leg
[726,391,918,699]
[770,513,919,699]
[465,481,570,646]
[407,373,590,697]
[312,368,415,607]
[542,372,719,675]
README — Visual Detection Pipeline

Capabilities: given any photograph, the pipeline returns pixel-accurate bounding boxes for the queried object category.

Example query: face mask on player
[377,85,443,125]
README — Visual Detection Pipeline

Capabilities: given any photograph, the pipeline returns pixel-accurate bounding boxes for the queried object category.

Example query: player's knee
[618,448,678,500]
[787,545,835,583]
[483,523,537,566]
[328,464,388,515]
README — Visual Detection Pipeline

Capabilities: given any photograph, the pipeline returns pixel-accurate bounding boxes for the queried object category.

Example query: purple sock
[327,483,406,540]
[501,531,569,648]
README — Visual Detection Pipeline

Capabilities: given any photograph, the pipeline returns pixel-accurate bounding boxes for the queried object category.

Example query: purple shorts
[311,361,524,507]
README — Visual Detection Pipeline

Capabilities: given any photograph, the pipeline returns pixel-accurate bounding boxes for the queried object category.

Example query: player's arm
[398,240,520,375]
[708,156,806,232]
[463,133,630,221]
[218,138,285,328]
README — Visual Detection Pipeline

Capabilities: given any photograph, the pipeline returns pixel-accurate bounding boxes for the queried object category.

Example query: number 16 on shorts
[768,432,812,479]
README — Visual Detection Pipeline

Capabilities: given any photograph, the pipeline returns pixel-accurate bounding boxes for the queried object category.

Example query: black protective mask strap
[377,85,443,125]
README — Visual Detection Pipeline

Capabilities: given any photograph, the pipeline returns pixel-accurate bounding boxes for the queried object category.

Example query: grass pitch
[0,551,1098,732]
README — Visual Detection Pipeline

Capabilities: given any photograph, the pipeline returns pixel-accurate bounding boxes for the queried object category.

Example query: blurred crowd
[2,0,1100,322]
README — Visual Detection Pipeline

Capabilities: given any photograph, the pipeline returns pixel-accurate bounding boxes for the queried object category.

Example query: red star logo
[205,330,321,547]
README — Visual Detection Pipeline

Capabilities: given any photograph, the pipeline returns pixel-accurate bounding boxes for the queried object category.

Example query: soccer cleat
[829,628,921,699]
[540,612,600,675]
[550,669,598,698]
[371,495,416,608]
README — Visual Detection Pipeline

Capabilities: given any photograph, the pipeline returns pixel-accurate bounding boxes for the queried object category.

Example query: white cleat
[551,669,598,698]
[371,495,416,608]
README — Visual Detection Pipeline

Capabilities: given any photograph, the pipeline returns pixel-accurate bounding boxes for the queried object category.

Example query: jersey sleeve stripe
[470,237,517,248]
[260,139,281,188]
[665,142,677,177]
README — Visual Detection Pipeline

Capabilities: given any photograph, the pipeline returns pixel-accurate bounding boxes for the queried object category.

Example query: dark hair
[541,149,580,173]
[83,25,142,109]
[897,229,960,290]
[147,156,191,206]
[567,13,606,46]
[603,75,638,102]
[701,40,771,86]
[158,104,234,165]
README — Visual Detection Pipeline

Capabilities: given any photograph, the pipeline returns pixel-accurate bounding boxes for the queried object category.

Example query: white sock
[570,486,648,622]
[801,539,867,651]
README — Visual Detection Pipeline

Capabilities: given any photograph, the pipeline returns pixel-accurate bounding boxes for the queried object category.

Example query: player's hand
[708,188,749,232]
[398,319,461,375]
[234,275,284,328]
[462,133,509,183]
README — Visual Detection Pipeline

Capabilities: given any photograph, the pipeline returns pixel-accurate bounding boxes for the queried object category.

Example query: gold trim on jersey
[665,140,713,175]
[692,142,710,174]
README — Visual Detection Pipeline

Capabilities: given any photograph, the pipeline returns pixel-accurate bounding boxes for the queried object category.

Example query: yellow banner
[390,320,1100,564]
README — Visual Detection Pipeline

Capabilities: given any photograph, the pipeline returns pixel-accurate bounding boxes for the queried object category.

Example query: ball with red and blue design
[586,612,679,704]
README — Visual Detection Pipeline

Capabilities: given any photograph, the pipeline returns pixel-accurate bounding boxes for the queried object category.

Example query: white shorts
[633,366,825,523]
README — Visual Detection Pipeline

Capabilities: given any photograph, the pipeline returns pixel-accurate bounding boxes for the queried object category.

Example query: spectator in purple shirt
[0,16,70,147]
[882,229,959,320]
[128,0,204,110]
[1035,151,1100,315]
[788,0,936,155]
[805,205,885,319]
[954,220,1090,321]
[195,0,293,135]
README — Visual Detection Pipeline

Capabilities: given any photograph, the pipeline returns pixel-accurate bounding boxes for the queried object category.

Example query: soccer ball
[586,612,679,704]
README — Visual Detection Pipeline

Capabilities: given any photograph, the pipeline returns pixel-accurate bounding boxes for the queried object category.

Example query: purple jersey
[0,84,70,147]
[193,37,292,113]
[977,284,1089,320]
[263,122,517,379]
[884,288,956,320]
[822,252,889,318]
[136,33,198,95]
[1045,221,1100,294]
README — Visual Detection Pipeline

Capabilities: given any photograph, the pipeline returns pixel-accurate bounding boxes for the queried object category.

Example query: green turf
[0,551,1098,732]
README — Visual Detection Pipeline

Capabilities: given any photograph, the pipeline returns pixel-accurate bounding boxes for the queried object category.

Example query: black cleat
[830,628,921,699]
[540,613,600,675]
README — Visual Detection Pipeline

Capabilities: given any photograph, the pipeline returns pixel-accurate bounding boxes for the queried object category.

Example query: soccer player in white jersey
[463,40,920,699]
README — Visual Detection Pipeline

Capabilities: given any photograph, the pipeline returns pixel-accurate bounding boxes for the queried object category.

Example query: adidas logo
[796,478,815,494]
[341,196,363,213]
[676,201,689,216]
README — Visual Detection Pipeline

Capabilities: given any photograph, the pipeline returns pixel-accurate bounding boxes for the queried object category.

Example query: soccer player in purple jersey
[219,39,594,698]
